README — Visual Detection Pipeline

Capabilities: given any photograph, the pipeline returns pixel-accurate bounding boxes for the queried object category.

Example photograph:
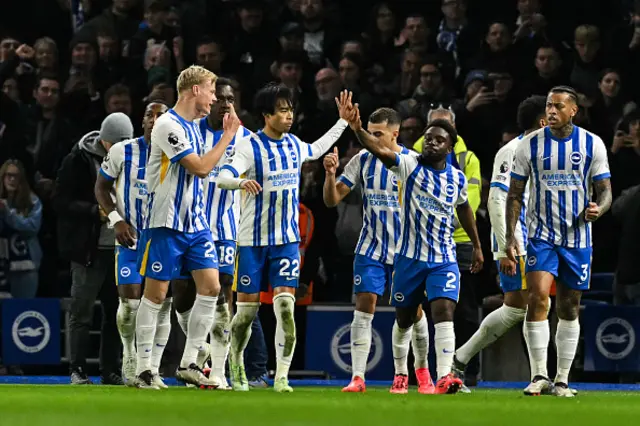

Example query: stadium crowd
[0,0,639,383]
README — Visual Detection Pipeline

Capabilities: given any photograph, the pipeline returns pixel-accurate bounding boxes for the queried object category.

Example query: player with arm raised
[506,86,612,397]
[133,65,241,389]
[95,101,168,387]
[323,107,433,394]
[452,96,546,384]
[217,85,352,392]
[346,104,484,394]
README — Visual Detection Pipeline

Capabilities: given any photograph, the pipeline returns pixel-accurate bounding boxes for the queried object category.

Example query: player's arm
[216,137,262,194]
[348,105,397,168]
[487,148,513,257]
[323,147,355,207]
[585,137,613,222]
[505,142,530,260]
[179,106,242,178]
[455,178,483,273]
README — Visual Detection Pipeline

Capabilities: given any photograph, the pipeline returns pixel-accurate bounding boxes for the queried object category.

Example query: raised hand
[335,90,354,121]
[223,104,240,134]
[324,147,339,175]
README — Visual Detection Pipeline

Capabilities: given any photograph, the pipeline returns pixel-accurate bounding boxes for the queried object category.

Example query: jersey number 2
[445,272,457,290]
[279,259,300,277]
[204,242,215,258]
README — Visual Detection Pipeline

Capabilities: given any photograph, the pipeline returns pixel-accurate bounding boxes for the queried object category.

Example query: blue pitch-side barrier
[0,376,639,391]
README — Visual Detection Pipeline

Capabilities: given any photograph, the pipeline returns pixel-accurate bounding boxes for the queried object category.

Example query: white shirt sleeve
[456,171,468,206]
[511,139,531,182]
[337,152,362,190]
[299,119,349,162]
[590,135,611,182]
[99,142,125,181]
[389,151,417,181]
[217,135,255,189]
[488,186,508,257]
[151,118,194,163]
[490,146,514,193]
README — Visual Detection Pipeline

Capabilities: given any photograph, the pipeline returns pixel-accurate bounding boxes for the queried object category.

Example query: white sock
[412,314,429,370]
[229,302,260,367]
[524,320,550,380]
[151,298,172,375]
[456,305,526,365]
[273,293,297,381]
[135,297,161,375]
[350,310,373,380]
[392,321,413,375]
[210,303,231,378]
[176,308,191,336]
[116,298,140,359]
[434,322,455,379]
[180,295,217,369]
[555,318,580,384]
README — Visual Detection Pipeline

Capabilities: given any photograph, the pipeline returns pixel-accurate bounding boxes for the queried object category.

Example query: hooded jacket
[54,131,113,265]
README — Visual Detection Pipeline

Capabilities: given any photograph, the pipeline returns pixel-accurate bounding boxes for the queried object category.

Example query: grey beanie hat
[99,112,134,144]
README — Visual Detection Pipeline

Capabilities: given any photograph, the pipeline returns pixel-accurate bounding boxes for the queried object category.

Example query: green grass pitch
[1,385,640,426]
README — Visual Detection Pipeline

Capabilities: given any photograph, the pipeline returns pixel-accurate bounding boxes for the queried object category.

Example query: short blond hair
[176,65,217,94]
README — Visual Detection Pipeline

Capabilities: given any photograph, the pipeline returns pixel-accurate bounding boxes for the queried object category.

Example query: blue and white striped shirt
[99,137,150,250]
[338,148,408,265]
[199,120,251,242]
[390,151,468,263]
[146,109,208,233]
[511,126,611,248]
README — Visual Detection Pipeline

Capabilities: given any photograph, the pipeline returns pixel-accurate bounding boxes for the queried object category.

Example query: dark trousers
[69,250,120,374]
[244,314,268,378]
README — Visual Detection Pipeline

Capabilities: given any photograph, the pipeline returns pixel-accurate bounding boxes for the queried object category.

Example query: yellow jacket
[413,135,481,243]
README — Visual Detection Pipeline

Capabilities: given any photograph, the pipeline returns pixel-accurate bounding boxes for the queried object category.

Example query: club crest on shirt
[570,151,583,165]
[225,145,235,158]
[444,183,456,197]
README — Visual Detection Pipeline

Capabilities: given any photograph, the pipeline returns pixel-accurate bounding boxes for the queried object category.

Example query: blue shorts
[216,240,237,276]
[138,227,218,281]
[353,254,393,296]
[525,239,592,291]
[115,246,143,285]
[391,255,460,307]
[497,256,527,293]
[234,243,299,294]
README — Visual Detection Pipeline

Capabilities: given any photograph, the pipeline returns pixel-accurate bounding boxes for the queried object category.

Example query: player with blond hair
[133,65,241,389]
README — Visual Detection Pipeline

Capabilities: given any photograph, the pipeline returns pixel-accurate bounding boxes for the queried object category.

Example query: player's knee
[556,299,580,321]
[430,298,456,323]
[395,308,417,329]
[527,291,548,314]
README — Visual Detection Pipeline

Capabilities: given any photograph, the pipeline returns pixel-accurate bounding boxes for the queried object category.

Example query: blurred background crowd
[1,0,640,378]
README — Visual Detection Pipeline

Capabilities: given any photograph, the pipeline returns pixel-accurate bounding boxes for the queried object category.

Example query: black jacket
[53,131,105,265]
[612,185,640,285]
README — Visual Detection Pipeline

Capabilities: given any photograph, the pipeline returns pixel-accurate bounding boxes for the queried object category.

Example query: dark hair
[277,50,305,67]
[549,85,578,103]
[196,35,222,50]
[369,107,401,126]
[340,52,364,70]
[517,95,546,131]
[426,119,457,145]
[146,99,169,108]
[598,68,620,83]
[254,83,293,116]
[104,83,131,103]
[502,123,521,136]
[403,114,426,127]
[215,77,233,90]
[36,72,60,89]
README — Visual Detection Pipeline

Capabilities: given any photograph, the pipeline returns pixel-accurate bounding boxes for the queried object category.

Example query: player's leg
[269,243,302,393]
[115,247,142,386]
[209,272,233,389]
[425,262,463,394]
[176,230,222,387]
[342,255,385,392]
[229,246,265,391]
[453,257,528,382]
[134,228,176,389]
[551,246,590,397]
[411,305,433,393]
[150,286,172,389]
[389,255,428,394]
[522,240,558,395]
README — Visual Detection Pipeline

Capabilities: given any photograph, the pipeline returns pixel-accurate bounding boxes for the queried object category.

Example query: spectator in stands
[104,83,133,117]
[396,12,432,56]
[2,77,20,103]
[610,110,640,195]
[589,69,637,144]
[379,48,422,104]
[195,36,226,75]
[612,184,640,305]
[513,0,548,44]
[399,114,425,149]
[521,45,567,97]
[80,0,142,59]
[299,0,342,68]
[0,159,42,299]
[33,37,59,75]
[130,0,176,64]
[55,113,133,385]
[570,25,606,100]
[227,77,258,131]
[361,2,399,82]
[436,0,479,73]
